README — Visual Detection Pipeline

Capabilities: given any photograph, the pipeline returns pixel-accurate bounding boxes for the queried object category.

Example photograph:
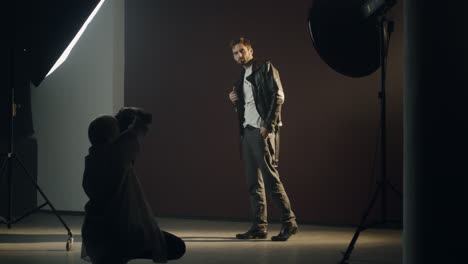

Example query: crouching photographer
[81,107,185,264]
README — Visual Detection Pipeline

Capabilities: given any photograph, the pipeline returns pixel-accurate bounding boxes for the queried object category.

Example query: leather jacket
[233,59,284,134]
[233,59,285,166]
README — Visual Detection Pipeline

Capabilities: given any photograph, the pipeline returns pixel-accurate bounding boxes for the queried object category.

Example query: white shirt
[242,65,263,128]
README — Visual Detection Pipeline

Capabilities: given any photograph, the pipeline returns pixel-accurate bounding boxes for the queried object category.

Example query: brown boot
[271,223,298,241]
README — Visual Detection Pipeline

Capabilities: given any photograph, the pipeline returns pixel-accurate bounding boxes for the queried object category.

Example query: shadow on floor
[0,234,81,243]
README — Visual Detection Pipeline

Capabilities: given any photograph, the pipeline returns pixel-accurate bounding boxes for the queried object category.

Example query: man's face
[232,43,254,66]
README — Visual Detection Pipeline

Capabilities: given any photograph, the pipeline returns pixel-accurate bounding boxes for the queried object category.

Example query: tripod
[0,43,74,251]
[339,15,402,264]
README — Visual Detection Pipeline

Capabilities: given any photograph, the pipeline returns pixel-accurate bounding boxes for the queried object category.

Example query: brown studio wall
[124,0,403,225]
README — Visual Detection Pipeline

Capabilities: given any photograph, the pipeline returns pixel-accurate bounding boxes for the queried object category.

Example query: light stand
[0,39,74,251]
[339,14,402,264]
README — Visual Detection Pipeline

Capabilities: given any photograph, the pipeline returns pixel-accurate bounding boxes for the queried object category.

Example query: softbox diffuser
[28,0,103,86]
[308,0,380,77]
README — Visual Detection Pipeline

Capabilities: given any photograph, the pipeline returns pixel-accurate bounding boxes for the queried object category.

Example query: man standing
[228,37,298,241]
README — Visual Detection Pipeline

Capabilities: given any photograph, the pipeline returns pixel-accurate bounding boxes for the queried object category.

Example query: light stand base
[0,153,74,251]
[339,181,401,264]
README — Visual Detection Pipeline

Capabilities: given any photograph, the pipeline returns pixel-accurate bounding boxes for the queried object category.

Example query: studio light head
[307,0,380,77]
[307,0,396,78]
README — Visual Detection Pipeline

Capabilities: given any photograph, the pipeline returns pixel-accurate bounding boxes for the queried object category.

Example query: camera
[115,107,152,132]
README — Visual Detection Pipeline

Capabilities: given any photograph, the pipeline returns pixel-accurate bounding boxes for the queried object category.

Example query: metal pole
[6,22,17,229]
[379,16,388,223]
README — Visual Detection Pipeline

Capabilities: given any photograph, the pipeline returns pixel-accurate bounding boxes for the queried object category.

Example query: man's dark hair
[88,115,119,146]
[229,37,252,49]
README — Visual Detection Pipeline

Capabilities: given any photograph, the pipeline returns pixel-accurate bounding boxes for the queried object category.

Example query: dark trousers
[242,125,296,229]
[93,231,185,264]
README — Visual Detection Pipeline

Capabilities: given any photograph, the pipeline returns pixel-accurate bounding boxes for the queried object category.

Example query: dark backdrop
[124,0,403,225]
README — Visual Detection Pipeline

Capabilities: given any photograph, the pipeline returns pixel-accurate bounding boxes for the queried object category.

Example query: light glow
[46,0,106,77]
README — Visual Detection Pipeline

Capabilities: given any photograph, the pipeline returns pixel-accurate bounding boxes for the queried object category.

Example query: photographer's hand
[128,115,149,137]
[136,109,152,124]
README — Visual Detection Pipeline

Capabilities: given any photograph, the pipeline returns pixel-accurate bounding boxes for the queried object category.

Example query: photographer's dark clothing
[233,59,296,228]
[81,116,184,263]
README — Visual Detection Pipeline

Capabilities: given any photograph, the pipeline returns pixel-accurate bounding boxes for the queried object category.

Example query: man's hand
[229,86,238,104]
[260,127,270,138]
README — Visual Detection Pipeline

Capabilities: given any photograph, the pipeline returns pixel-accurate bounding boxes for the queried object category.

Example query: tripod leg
[7,156,13,229]
[387,181,403,200]
[340,183,383,264]
[13,155,74,250]
[0,156,7,172]
[0,157,9,225]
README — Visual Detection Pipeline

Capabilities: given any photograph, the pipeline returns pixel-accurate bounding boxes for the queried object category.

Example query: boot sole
[271,227,298,241]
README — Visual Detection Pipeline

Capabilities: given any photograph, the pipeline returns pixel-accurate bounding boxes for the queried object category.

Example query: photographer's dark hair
[229,37,252,49]
[88,115,119,146]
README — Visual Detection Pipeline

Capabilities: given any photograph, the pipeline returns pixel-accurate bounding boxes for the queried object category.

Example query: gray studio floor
[0,213,401,264]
